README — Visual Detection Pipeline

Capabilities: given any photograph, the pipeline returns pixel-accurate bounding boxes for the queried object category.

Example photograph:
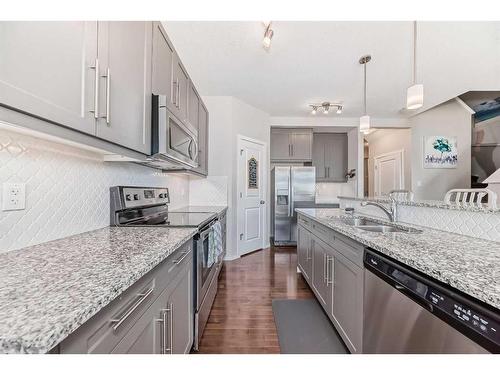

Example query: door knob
[260,200,265,204]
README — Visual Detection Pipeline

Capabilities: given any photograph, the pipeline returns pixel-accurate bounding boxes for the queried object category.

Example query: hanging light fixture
[262,22,274,50]
[311,106,318,115]
[406,21,424,110]
[359,55,371,133]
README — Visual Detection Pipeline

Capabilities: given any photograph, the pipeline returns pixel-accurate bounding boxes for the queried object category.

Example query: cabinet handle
[323,253,327,283]
[326,256,334,286]
[327,167,330,178]
[291,144,294,156]
[110,287,154,331]
[168,303,173,354]
[172,79,177,107]
[173,250,190,265]
[176,78,180,109]
[89,58,99,119]
[101,67,111,125]
[288,144,291,156]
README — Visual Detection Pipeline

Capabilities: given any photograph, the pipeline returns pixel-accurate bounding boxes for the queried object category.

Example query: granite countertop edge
[295,208,500,311]
[337,196,500,213]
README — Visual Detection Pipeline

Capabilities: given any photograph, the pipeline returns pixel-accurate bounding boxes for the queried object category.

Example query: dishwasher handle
[364,250,434,312]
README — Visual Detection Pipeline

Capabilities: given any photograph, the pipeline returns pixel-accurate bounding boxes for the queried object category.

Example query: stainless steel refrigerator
[271,166,316,245]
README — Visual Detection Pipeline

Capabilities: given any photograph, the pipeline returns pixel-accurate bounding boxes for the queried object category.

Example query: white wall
[365,128,412,196]
[202,96,270,260]
[410,99,472,200]
[0,128,190,253]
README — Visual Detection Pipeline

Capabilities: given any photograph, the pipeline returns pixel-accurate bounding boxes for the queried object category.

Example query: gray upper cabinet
[270,128,312,162]
[95,21,152,154]
[313,133,348,182]
[188,82,200,132]
[192,101,209,176]
[169,53,189,123]
[152,22,174,102]
[0,22,98,135]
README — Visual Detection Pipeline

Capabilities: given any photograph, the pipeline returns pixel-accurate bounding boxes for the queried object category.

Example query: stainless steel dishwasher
[363,249,500,354]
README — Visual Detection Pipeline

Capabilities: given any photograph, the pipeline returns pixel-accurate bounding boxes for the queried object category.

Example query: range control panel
[121,187,170,209]
[428,289,500,344]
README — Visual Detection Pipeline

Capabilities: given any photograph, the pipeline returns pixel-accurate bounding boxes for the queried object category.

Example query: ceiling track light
[262,22,274,50]
[359,54,371,133]
[309,102,342,115]
[407,21,424,110]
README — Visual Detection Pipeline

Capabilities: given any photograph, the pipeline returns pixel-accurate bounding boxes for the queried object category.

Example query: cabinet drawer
[60,271,159,353]
[311,221,334,244]
[298,215,312,231]
[60,239,194,353]
[156,240,193,292]
[331,231,364,267]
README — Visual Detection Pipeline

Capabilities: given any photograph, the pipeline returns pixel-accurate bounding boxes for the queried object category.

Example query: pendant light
[406,21,424,110]
[359,55,371,133]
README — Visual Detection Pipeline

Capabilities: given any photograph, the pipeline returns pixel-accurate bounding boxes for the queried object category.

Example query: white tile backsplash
[189,175,228,206]
[339,198,500,242]
[315,181,356,203]
[0,129,190,253]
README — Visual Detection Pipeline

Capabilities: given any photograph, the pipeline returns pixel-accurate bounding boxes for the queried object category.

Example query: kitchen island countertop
[296,208,500,311]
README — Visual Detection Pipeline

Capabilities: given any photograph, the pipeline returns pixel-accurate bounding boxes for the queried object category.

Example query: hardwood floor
[197,246,314,354]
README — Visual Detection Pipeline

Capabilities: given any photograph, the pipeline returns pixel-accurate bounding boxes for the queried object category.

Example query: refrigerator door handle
[289,170,293,217]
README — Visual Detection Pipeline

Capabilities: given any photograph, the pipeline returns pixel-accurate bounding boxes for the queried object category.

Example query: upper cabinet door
[96,21,152,154]
[0,22,97,135]
[290,131,312,161]
[312,134,326,180]
[152,22,174,101]
[193,101,208,175]
[270,130,291,161]
[188,82,200,132]
[169,53,189,123]
[325,133,348,182]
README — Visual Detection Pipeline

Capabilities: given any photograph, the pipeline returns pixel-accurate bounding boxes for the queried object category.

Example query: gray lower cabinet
[113,256,193,354]
[311,238,333,312]
[313,133,348,182]
[0,22,98,135]
[297,214,364,353]
[297,226,312,282]
[95,21,152,154]
[330,250,363,353]
[60,241,194,354]
[270,128,313,162]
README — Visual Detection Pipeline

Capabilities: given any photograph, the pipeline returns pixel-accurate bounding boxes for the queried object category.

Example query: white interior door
[237,136,266,256]
[374,150,404,196]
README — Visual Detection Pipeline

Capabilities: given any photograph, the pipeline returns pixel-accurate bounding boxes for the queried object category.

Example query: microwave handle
[189,138,199,162]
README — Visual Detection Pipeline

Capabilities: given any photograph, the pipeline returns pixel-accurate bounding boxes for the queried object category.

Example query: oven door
[152,94,198,168]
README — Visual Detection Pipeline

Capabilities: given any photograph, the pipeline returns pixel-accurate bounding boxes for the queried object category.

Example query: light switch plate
[2,183,26,211]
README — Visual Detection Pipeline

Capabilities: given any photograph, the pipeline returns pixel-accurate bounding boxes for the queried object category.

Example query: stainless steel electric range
[110,186,222,351]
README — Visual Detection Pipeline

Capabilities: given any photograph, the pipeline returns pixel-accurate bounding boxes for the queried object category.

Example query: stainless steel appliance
[271,166,315,245]
[364,249,500,353]
[148,94,198,170]
[109,186,223,352]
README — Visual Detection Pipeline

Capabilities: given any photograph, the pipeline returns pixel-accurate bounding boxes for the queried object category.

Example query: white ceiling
[163,21,500,119]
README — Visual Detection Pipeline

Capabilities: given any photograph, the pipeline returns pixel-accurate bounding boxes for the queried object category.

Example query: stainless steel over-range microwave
[151,94,199,169]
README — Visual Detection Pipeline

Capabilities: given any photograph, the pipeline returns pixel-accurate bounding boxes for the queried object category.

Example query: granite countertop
[0,226,197,354]
[296,208,500,311]
[338,195,500,213]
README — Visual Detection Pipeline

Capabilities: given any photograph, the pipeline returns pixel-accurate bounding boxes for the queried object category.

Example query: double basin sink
[341,217,422,234]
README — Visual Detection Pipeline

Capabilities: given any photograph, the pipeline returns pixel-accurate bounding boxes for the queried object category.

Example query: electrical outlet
[2,183,26,211]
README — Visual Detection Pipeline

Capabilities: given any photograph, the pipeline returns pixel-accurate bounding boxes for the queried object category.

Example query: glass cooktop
[124,211,216,228]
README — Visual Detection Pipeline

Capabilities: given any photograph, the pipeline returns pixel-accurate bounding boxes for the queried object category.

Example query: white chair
[444,188,498,209]
[388,189,414,201]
